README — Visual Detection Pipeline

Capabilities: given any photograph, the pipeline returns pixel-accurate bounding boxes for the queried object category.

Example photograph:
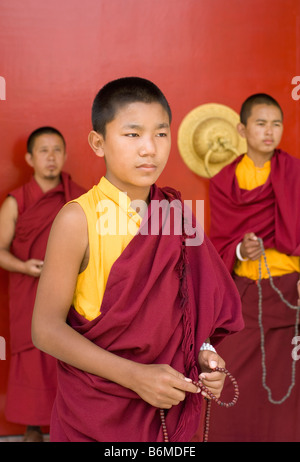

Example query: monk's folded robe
[209,150,300,274]
[208,150,300,442]
[8,172,85,354]
[51,184,243,442]
[5,173,85,426]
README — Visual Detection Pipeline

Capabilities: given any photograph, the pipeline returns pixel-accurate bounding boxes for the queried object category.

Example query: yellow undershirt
[71,177,142,320]
[234,154,299,279]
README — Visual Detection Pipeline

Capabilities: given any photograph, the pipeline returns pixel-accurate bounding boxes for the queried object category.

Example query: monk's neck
[34,175,62,193]
[246,150,274,168]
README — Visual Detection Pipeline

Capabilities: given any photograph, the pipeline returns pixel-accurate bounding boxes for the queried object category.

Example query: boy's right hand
[24,258,44,277]
[240,232,262,261]
[130,363,200,409]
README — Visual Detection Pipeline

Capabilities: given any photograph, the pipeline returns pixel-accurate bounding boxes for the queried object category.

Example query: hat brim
[177,103,247,178]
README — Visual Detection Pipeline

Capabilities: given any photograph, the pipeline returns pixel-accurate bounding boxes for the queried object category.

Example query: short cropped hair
[27,126,66,154]
[91,77,172,137]
[240,93,283,125]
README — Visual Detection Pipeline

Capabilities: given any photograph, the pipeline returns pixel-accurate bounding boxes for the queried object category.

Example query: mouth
[136,163,157,171]
[263,139,274,145]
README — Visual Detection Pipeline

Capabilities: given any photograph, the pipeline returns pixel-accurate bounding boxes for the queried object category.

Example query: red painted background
[0,0,299,435]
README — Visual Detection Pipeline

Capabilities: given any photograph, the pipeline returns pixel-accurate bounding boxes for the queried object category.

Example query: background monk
[209,94,300,441]
[32,77,243,442]
[0,127,85,442]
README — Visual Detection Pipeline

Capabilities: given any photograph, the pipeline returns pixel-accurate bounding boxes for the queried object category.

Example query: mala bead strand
[202,399,211,443]
[159,409,169,442]
[196,367,239,408]
[160,366,239,442]
[257,237,300,405]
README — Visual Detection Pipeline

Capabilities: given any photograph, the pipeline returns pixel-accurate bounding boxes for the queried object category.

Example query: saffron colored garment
[208,150,300,442]
[209,150,300,274]
[234,154,299,279]
[72,177,142,321]
[50,181,244,442]
[5,173,85,426]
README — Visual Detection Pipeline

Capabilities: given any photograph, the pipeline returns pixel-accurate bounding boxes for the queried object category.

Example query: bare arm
[0,196,43,276]
[32,202,199,408]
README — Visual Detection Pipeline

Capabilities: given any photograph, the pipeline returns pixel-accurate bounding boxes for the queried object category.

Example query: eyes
[124,132,168,137]
[256,121,282,128]
[38,146,64,153]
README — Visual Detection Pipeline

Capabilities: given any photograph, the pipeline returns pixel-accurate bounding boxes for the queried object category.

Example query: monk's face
[26,134,66,180]
[239,104,283,158]
[88,101,171,203]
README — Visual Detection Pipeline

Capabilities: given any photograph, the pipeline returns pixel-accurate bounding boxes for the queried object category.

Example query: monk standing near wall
[209,94,300,442]
[0,127,85,441]
[32,78,244,442]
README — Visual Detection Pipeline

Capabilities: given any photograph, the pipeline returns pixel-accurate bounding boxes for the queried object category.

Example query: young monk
[32,77,243,442]
[209,94,300,442]
[0,127,85,441]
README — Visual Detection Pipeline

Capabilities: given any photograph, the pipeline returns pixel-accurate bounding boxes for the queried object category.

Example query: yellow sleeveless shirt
[234,155,299,279]
[71,177,142,320]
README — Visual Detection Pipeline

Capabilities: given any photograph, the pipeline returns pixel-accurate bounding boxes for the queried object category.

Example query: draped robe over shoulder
[209,150,300,274]
[51,184,243,442]
[208,150,300,442]
[5,173,85,426]
[9,172,85,353]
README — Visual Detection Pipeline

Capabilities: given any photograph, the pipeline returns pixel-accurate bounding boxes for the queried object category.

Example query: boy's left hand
[198,350,226,399]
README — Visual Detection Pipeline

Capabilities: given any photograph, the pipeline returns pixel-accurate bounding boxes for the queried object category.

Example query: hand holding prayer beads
[197,366,239,407]
[160,366,239,442]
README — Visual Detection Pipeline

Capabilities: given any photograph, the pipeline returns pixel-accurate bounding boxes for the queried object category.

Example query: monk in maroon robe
[209,150,300,272]
[47,185,243,442]
[208,148,300,441]
[0,127,85,441]
[32,78,244,442]
[5,173,85,438]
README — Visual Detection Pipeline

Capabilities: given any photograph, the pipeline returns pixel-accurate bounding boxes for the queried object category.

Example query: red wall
[0,0,299,435]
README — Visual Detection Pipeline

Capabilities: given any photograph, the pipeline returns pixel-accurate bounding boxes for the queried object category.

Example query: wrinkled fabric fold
[209,150,300,273]
[6,172,85,425]
[8,172,85,353]
[51,184,243,442]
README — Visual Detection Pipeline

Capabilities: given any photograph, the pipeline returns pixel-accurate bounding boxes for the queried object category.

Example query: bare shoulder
[33,202,89,327]
[52,201,87,236]
[47,201,88,259]
[55,200,86,223]
[0,196,18,248]
[0,195,18,221]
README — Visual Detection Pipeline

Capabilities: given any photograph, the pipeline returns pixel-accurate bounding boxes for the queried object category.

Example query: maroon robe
[5,172,85,425]
[50,184,243,442]
[208,150,300,441]
[209,150,300,274]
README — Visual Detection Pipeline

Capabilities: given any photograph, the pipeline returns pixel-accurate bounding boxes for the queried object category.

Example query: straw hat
[177,103,247,178]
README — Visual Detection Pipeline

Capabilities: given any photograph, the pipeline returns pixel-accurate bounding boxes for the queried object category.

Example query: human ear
[237,122,247,138]
[88,131,105,158]
[25,152,34,167]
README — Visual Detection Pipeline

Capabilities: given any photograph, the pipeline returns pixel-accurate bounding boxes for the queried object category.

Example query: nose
[265,124,273,135]
[47,149,56,159]
[139,135,156,156]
